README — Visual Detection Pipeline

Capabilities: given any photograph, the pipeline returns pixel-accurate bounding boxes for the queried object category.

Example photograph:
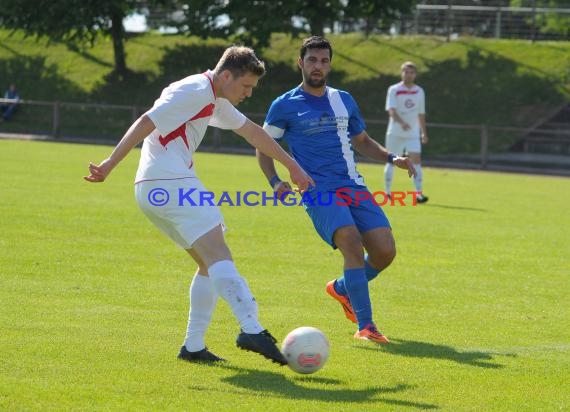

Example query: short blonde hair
[401,61,417,71]
[214,46,266,78]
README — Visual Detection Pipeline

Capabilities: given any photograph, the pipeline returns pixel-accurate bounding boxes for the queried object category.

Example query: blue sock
[333,277,347,296]
[335,254,380,296]
[343,268,373,330]
[364,253,381,281]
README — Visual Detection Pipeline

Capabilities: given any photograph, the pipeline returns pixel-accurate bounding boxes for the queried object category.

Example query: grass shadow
[65,43,114,69]
[335,50,382,77]
[0,55,87,100]
[91,69,155,105]
[370,338,512,369]
[424,203,488,212]
[198,365,440,408]
[368,36,439,67]
[459,41,570,94]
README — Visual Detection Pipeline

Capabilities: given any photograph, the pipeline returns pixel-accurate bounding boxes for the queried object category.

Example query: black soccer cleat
[416,194,429,204]
[236,329,288,365]
[177,345,226,363]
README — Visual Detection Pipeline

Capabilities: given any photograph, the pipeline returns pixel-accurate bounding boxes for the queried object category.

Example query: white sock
[184,273,218,352]
[413,164,423,194]
[208,260,263,334]
[384,163,394,195]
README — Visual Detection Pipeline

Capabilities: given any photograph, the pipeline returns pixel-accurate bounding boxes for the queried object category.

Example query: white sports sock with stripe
[208,260,263,334]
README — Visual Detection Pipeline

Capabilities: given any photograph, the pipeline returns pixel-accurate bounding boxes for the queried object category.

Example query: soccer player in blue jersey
[257,36,416,344]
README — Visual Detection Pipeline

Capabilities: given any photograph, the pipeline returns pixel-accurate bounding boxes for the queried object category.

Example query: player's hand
[421,134,428,144]
[288,164,315,194]
[394,156,416,178]
[401,122,411,131]
[84,159,114,182]
[274,181,293,200]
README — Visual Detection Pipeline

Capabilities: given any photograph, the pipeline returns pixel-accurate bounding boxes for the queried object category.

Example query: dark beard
[306,76,326,88]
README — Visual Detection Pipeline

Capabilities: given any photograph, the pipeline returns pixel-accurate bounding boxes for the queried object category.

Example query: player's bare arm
[256,149,293,198]
[388,108,411,131]
[351,132,416,177]
[84,115,156,183]
[236,119,314,191]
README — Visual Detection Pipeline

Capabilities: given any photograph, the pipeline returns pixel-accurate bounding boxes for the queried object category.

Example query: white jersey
[135,70,246,183]
[385,82,425,139]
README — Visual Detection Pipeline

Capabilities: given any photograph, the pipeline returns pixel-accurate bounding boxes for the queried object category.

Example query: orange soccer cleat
[354,324,390,344]
[325,280,357,323]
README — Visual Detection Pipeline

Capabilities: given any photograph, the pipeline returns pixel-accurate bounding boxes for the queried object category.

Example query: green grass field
[1,139,568,411]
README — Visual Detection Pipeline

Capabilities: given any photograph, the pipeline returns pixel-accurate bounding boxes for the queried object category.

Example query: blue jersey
[263,86,367,191]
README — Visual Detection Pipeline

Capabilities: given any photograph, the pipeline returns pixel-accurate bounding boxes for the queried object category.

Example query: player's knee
[384,246,396,266]
[369,244,396,270]
[335,229,363,253]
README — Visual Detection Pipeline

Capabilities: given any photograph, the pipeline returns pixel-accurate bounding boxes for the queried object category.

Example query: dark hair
[214,46,266,78]
[300,36,333,61]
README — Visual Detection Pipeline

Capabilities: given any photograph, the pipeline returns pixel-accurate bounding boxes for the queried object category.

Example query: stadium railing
[1,98,568,174]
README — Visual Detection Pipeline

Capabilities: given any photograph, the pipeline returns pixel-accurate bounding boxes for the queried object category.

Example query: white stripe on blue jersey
[327,88,364,186]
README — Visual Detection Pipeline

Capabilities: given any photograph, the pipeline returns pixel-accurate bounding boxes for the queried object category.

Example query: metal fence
[0,98,143,139]
[3,98,569,174]
[390,4,570,41]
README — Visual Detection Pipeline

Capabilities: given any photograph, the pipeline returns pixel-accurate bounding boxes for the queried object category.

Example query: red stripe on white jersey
[159,103,215,149]
[396,90,418,96]
[190,103,215,120]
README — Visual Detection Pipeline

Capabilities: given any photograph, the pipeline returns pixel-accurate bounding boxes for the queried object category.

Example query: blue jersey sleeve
[264,99,288,132]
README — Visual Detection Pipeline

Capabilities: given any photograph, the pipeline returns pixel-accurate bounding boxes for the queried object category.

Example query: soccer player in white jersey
[384,61,429,203]
[257,36,415,344]
[84,46,314,365]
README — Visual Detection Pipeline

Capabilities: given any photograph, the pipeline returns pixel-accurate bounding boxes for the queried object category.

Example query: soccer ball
[281,326,329,374]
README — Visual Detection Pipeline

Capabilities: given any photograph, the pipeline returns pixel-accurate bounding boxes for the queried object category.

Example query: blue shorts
[303,186,391,248]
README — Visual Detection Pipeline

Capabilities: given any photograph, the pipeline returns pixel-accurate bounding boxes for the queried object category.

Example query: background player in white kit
[84,46,314,365]
[384,61,429,203]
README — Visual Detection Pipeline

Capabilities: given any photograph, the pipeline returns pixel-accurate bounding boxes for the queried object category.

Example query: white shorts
[385,134,421,156]
[134,178,224,249]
